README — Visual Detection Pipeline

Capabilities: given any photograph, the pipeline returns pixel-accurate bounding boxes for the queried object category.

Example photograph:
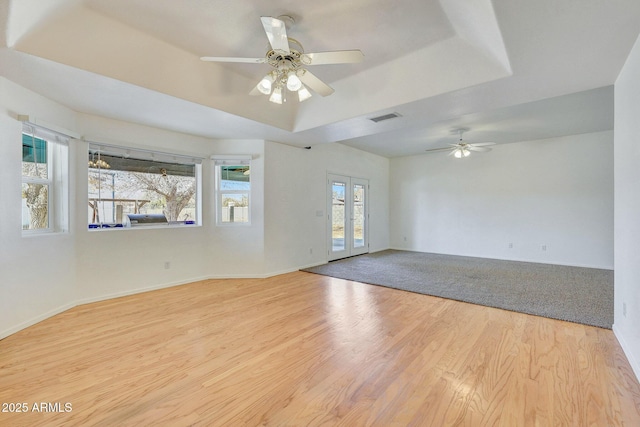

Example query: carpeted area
[302,250,614,329]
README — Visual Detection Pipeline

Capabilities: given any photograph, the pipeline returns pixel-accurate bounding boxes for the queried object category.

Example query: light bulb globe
[257,75,274,95]
[298,86,312,102]
[269,87,283,104]
[286,73,302,91]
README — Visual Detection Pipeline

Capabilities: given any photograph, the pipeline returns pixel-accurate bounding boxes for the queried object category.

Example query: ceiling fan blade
[304,50,364,65]
[261,16,290,54]
[468,145,492,152]
[424,147,452,153]
[200,56,266,63]
[469,142,495,147]
[298,70,334,96]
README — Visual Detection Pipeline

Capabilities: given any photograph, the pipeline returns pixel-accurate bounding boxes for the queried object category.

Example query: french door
[328,174,369,261]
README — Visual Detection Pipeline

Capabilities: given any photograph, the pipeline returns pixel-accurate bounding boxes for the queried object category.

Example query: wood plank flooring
[1,271,639,426]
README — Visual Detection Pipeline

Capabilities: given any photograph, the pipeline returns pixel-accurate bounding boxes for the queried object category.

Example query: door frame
[327,173,369,261]
[350,177,369,257]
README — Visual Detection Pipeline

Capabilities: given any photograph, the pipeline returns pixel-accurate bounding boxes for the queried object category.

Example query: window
[213,156,251,224]
[88,144,201,229]
[21,124,69,233]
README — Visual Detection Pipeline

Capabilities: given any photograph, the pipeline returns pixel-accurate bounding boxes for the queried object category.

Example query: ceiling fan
[200,15,364,104]
[425,129,496,158]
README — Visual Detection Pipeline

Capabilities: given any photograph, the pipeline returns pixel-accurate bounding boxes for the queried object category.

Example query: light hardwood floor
[1,271,640,426]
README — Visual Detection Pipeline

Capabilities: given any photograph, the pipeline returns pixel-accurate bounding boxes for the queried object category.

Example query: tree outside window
[88,148,199,227]
[22,133,51,230]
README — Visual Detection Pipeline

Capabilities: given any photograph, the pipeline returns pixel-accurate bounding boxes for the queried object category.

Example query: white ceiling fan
[200,15,364,104]
[425,129,496,158]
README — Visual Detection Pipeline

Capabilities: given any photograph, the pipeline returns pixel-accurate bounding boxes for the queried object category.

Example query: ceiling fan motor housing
[200,15,362,101]
[265,39,307,91]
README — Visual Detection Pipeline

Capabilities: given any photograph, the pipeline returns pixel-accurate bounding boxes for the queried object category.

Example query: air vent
[369,112,401,123]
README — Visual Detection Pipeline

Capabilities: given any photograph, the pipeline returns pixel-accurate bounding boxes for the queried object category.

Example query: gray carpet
[302,250,614,329]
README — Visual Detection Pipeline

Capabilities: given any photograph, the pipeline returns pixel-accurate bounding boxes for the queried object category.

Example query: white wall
[0,77,78,337]
[0,77,391,338]
[0,79,270,336]
[263,141,389,274]
[74,115,268,303]
[614,33,640,382]
[0,84,271,337]
[206,138,267,278]
[390,131,614,269]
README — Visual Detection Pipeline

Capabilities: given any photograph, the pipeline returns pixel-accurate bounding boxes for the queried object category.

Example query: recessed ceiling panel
[84,0,456,82]
[2,0,640,159]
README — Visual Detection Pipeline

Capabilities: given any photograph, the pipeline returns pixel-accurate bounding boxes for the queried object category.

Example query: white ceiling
[1,0,639,157]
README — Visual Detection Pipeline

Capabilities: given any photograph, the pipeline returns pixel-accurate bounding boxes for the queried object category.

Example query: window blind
[89,143,203,165]
[21,122,71,146]
[211,155,251,166]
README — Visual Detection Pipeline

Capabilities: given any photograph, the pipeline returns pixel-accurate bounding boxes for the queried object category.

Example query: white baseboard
[368,247,390,254]
[200,273,267,279]
[0,262,354,340]
[77,266,333,306]
[388,247,613,270]
[257,267,301,278]
[297,261,328,270]
[0,302,76,340]
[74,275,213,306]
[249,263,329,279]
[613,324,640,384]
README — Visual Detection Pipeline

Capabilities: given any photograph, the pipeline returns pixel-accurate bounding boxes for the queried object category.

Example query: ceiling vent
[369,112,401,123]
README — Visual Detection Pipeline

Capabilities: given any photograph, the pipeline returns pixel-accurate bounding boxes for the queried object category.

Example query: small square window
[21,128,68,233]
[215,161,250,225]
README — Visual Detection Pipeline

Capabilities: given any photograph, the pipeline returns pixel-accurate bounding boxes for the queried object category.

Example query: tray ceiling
[1,0,639,157]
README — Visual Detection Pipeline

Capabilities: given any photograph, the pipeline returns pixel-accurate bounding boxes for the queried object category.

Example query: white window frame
[21,121,70,235]
[87,142,203,231]
[212,155,251,226]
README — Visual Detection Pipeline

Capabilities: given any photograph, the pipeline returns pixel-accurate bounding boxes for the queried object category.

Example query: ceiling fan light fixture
[257,73,275,95]
[269,86,283,104]
[202,16,363,104]
[286,72,302,91]
[453,147,470,159]
[426,129,494,158]
[298,85,312,102]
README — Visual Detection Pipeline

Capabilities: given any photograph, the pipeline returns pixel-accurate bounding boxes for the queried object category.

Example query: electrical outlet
[623,302,627,317]
[309,248,313,255]
[541,245,547,251]
[508,243,513,249]
[403,236,407,242]
[164,261,170,270]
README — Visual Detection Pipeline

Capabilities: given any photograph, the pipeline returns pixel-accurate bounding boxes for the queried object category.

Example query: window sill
[22,230,69,237]
[88,222,201,232]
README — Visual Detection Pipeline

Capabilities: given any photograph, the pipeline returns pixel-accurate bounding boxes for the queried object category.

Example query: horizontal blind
[89,143,203,165]
[22,122,71,146]
[211,155,252,166]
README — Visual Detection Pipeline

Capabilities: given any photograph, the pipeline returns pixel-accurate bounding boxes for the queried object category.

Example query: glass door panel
[332,182,346,253]
[328,174,368,261]
[351,179,368,256]
[353,183,365,248]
